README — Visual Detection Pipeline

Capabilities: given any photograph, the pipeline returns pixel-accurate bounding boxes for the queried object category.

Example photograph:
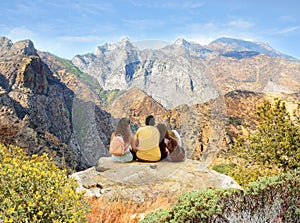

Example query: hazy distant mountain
[207,37,297,61]
[133,39,170,50]
[72,37,300,109]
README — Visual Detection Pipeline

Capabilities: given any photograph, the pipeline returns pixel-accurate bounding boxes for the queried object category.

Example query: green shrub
[140,189,229,223]
[0,143,90,223]
[211,163,235,176]
[227,163,281,188]
[140,209,170,223]
[140,170,300,223]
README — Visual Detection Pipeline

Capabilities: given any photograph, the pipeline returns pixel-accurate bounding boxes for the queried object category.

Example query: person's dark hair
[156,123,169,160]
[145,115,155,126]
[115,117,131,143]
[156,123,167,143]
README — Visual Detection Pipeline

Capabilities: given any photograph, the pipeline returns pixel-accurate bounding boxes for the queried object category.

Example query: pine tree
[234,98,300,171]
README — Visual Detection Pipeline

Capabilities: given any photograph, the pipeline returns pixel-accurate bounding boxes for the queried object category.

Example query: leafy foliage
[229,164,280,188]
[219,98,300,186]
[0,144,90,223]
[234,98,300,171]
[141,170,300,223]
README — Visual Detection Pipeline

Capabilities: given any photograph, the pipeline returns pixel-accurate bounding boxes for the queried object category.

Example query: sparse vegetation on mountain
[0,143,90,223]
[56,57,102,92]
[99,88,120,106]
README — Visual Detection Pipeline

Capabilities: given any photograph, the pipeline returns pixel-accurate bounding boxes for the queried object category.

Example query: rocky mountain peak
[11,39,37,56]
[0,36,13,52]
[72,35,299,109]
[108,37,135,51]
[93,38,136,57]
[119,36,131,44]
[0,37,37,58]
[173,38,190,48]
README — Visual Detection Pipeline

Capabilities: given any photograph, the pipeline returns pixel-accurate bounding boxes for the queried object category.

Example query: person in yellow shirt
[133,115,161,162]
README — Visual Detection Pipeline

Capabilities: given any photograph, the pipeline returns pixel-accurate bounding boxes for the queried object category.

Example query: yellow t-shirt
[135,126,161,161]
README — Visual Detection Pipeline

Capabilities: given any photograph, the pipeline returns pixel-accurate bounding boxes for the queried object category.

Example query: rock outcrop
[71,157,242,201]
[0,37,114,170]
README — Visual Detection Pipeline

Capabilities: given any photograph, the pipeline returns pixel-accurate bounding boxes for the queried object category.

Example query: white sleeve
[172,130,182,147]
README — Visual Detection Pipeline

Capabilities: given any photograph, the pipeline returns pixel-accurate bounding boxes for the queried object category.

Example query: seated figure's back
[135,126,161,161]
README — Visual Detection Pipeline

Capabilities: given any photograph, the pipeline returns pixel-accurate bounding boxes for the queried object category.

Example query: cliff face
[38,52,116,170]
[0,37,114,171]
[72,38,220,109]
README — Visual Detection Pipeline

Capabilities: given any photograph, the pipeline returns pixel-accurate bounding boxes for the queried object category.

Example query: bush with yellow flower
[0,143,90,223]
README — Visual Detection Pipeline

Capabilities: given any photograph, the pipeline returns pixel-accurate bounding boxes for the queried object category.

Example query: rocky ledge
[71,157,242,201]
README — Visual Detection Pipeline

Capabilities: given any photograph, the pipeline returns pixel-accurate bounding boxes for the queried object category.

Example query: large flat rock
[71,157,242,201]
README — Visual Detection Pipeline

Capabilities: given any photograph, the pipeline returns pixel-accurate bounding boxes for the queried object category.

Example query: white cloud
[57,35,102,42]
[279,15,294,22]
[130,0,205,9]
[228,19,254,29]
[124,19,165,28]
[189,35,215,45]
[181,21,260,45]
[8,26,36,41]
[269,26,300,35]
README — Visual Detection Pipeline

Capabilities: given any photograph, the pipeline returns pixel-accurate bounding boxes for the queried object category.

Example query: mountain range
[72,37,300,109]
[0,35,299,171]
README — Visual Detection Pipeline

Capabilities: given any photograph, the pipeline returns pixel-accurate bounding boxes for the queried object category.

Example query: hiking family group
[109,115,186,163]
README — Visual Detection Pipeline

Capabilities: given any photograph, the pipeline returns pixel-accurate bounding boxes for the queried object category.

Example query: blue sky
[1,0,300,59]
